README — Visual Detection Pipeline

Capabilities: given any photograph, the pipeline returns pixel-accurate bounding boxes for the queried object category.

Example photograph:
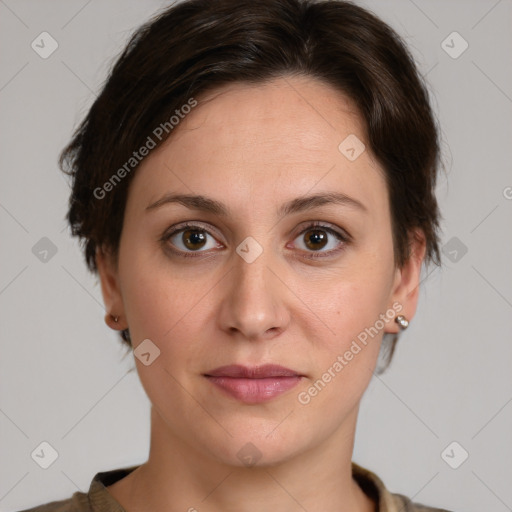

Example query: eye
[161,222,222,257]
[161,221,350,259]
[291,222,349,258]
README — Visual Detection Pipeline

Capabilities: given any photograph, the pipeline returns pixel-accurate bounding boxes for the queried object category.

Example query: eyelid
[162,221,224,242]
[292,220,351,241]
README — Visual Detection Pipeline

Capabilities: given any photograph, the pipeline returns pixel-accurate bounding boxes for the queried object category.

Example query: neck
[108,405,375,512]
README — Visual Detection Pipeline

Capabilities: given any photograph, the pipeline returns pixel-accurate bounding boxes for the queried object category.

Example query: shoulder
[16,490,91,512]
[351,461,456,512]
[391,491,456,512]
[15,464,140,512]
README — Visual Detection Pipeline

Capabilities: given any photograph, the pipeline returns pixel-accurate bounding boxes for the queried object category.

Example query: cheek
[119,266,210,406]
[314,257,394,347]
[118,245,219,377]
[296,282,386,416]
[302,255,394,395]
[315,282,385,375]
[121,268,194,344]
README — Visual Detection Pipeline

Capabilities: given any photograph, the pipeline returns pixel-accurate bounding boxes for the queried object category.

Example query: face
[97,76,425,467]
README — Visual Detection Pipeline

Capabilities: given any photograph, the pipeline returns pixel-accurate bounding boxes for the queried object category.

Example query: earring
[395,315,409,330]
[105,313,121,329]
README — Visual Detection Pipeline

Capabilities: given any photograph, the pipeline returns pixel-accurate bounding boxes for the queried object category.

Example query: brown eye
[181,229,207,251]
[292,223,348,257]
[164,224,221,254]
[303,229,328,250]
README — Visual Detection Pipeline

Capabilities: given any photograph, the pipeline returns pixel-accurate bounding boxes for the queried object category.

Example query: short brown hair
[60,0,444,370]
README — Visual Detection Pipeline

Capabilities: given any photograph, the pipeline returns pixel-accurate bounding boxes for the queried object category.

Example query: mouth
[203,364,304,404]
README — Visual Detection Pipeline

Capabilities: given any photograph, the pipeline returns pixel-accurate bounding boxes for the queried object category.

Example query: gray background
[1,1,511,511]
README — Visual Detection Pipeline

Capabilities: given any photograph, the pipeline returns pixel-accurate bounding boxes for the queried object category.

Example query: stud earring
[395,315,409,330]
[105,313,121,329]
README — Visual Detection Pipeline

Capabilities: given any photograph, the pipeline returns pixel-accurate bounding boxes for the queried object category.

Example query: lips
[204,364,301,379]
[204,364,303,404]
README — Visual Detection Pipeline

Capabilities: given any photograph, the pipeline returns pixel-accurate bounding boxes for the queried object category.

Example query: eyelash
[160,221,351,260]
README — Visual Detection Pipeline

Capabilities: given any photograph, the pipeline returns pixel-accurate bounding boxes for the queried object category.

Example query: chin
[197,419,315,469]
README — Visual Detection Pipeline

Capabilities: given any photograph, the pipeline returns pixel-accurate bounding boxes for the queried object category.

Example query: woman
[21,0,452,510]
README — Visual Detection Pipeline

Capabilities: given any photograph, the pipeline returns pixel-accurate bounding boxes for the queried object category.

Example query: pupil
[183,229,206,250]
[305,229,327,250]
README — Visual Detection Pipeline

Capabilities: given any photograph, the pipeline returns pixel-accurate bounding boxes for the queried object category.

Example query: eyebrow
[145,191,367,216]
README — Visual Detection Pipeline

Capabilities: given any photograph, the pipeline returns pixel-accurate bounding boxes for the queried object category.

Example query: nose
[217,245,291,342]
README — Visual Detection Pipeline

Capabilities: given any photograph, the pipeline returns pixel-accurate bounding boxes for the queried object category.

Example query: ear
[385,229,427,334]
[96,246,127,330]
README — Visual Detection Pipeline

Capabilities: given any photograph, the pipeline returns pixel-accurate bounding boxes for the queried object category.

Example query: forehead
[129,76,388,218]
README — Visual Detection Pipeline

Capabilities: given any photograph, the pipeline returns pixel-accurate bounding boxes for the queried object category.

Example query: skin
[96,75,426,512]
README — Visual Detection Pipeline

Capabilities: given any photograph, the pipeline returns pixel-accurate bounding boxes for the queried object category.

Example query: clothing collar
[87,462,402,511]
